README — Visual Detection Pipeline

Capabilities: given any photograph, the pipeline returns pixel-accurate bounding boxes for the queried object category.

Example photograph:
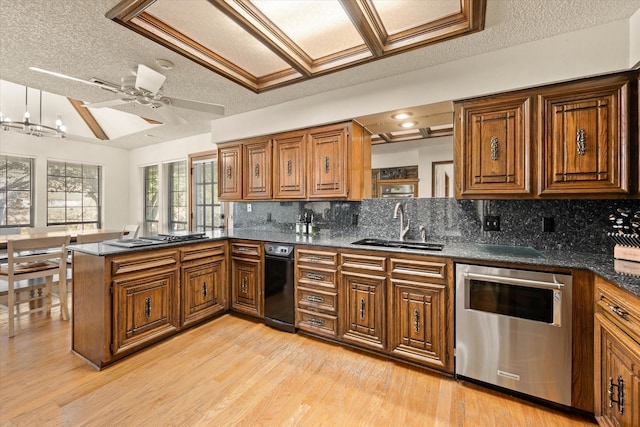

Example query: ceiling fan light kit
[0,86,66,138]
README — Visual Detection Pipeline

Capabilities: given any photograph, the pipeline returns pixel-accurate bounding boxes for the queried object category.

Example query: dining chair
[122,224,140,239]
[76,230,124,244]
[0,235,71,337]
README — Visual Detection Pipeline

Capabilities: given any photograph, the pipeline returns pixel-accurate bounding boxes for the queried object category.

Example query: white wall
[0,132,130,230]
[372,136,453,198]
[128,133,215,232]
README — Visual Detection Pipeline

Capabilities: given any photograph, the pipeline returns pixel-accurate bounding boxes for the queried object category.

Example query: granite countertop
[69,229,640,297]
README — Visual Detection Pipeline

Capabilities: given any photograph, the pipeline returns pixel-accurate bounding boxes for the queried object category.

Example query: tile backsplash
[233,198,639,253]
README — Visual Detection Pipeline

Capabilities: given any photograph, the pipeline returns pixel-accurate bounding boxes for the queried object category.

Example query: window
[168,161,187,232]
[47,161,101,230]
[144,165,159,235]
[189,151,224,231]
[0,155,34,228]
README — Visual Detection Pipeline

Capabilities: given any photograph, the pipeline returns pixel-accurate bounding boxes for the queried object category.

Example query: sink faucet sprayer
[393,202,410,241]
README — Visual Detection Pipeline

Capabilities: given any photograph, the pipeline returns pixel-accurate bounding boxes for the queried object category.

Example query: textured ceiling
[1,0,639,149]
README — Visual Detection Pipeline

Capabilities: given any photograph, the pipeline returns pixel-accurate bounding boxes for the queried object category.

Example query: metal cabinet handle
[413,308,420,333]
[254,163,260,177]
[241,277,248,294]
[606,303,629,318]
[307,295,325,304]
[360,298,366,320]
[608,376,624,415]
[226,165,232,178]
[490,136,499,161]
[202,282,207,298]
[145,296,152,318]
[324,156,330,173]
[287,159,292,176]
[306,272,324,281]
[576,128,586,155]
[308,317,325,327]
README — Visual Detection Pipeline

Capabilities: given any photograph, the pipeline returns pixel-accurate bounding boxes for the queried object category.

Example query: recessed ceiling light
[400,121,417,128]
[156,59,174,70]
[392,112,412,120]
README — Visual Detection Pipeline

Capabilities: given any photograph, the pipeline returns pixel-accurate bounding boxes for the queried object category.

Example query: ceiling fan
[29,64,225,124]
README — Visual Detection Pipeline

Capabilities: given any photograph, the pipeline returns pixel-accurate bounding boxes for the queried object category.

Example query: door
[308,124,348,199]
[231,257,263,318]
[218,144,242,200]
[181,257,226,327]
[243,138,271,199]
[272,131,306,199]
[342,271,385,350]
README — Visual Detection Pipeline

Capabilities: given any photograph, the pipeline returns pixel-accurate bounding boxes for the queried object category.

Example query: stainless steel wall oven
[455,263,573,406]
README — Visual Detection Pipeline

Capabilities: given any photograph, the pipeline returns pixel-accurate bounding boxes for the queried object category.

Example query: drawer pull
[608,376,624,415]
[145,297,152,318]
[606,303,629,318]
[308,317,325,327]
[241,277,248,294]
[360,298,366,320]
[414,309,420,333]
[306,272,324,281]
[202,282,207,298]
[307,295,325,304]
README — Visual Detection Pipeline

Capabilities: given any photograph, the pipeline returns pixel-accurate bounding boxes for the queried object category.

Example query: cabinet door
[243,138,272,199]
[389,279,447,369]
[231,257,263,318]
[539,78,629,195]
[112,269,179,357]
[218,144,242,200]
[341,271,385,350]
[182,257,226,327]
[273,131,306,199]
[595,313,640,427]
[454,95,532,197]
[308,124,348,199]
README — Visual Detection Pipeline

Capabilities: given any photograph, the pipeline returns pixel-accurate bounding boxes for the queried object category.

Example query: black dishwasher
[264,243,296,333]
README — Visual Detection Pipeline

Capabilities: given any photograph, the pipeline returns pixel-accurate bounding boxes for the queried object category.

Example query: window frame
[143,164,159,235]
[188,150,225,231]
[167,160,188,233]
[0,154,35,228]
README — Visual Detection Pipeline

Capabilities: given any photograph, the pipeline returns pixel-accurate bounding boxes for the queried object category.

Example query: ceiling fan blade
[169,97,225,116]
[82,98,133,108]
[29,67,119,93]
[135,64,166,95]
[155,107,188,125]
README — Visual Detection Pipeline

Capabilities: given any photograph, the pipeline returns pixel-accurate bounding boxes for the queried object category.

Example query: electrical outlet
[351,214,358,226]
[543,216,555,232]
[247,203,252,212]
[267,213,272,222]
[483,215,500,231]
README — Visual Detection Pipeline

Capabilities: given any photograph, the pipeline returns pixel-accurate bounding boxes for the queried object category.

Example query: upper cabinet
[539,75,629,196]
[218,121,371,201]
[454,94,533,198]
[454,71,637,199]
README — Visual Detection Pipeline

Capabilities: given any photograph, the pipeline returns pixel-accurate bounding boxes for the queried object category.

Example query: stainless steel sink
[352,238,444,251]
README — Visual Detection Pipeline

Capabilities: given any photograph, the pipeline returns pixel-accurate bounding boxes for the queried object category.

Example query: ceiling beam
[67,98,109,141]
[339,0,386,57]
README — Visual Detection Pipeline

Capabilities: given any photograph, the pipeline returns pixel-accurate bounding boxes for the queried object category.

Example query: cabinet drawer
[297,287,338,313]
[111,250,178,276]
[341,253,386,272]
[231,242,262,257]
[297,249,338,267]
[297,308,338,338]
[389,257,446,283]
[297,266,337,290]
[181,242,226,262]
[595,276,640,343]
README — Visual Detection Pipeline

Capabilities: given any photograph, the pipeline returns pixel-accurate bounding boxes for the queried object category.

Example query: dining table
[0,229,121,251]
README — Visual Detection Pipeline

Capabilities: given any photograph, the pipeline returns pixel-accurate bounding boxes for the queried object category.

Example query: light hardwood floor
[1,301,596,427]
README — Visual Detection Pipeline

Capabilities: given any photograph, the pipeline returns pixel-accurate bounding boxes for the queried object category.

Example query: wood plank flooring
[0,301,597,427]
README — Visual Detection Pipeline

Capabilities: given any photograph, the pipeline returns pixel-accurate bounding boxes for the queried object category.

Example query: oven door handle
[464,272,565,290]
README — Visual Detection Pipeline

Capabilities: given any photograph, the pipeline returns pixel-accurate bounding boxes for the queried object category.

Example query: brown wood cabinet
[539,75,630,196]
[454,94,532,198]
[308,124,349,199]
[272,131,307,199]
[454,71,636,199]
[295,248,339,338]
[230,241,263,318]
[594,276,640,427]
[242,137,272,200]
[388,256,452,372]
[180,242,228,328]
[218,143,243,200]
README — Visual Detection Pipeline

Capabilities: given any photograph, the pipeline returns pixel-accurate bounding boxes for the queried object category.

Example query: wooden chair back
[76,231,123,244]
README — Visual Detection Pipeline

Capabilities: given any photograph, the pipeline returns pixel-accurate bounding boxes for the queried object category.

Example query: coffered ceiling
[1,0,639,149]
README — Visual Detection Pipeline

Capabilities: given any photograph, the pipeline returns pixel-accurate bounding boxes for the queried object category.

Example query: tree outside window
[144,165,159,235]
[168,161,187,232]
[0,155,34,228]
[47,161,101,230]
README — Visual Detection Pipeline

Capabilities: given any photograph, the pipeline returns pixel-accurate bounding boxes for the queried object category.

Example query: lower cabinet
[594,276,640,427]
[342,270,386,350]
[230,240,263,318]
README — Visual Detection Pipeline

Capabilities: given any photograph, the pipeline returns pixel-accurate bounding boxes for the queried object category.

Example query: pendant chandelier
[0,86,66,138]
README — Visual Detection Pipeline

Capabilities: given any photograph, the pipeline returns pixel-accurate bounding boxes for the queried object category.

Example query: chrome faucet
[393,202,410,241]
[419,225,427,242]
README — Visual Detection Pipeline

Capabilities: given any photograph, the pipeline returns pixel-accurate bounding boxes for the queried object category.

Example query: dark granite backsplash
[233,199,639,253]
